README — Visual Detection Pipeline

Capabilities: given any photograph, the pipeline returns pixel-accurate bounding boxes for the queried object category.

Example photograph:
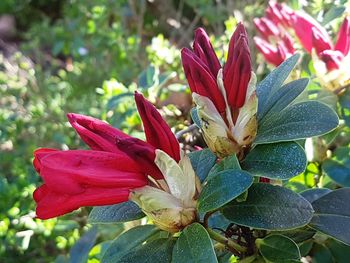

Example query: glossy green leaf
[207,154,240,182]
[312,243,335,263]
[257,54,300,121]
[256,234,301,262]
[119,238,175,263]
[323,159,350,187]
[223,183,314,230]
[101,225,162,263]
[242,142,307,180]
[260,78,309,123]
[255,101,339,144]
[198,169,253,213]
[188,148,217,182]
[309,188,350,245]
[326,239,350,263]
[300,188,332,203]
[88,201,145,224]
[172,223,217,263]
[322,6,346,25]
[191,107,201,128]
[70,226,98,263]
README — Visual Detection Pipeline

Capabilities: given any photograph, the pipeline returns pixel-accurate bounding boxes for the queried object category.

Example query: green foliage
[172,223,217,263]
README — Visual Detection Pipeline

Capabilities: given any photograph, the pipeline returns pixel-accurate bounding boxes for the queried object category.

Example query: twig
[175,124,198,139]
[206,227,247,254]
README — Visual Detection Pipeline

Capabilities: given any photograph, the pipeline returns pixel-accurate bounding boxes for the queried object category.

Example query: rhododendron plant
[32,18,350,263]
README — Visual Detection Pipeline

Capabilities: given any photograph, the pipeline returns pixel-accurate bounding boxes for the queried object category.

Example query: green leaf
[198,169,253,213]
[339,88,350,127]
[223,183,314,230]
[257,53,300,121]
[322,6,346,26]
[312,243,335,263]
[323,160,350,187]
[172,223,218,263]
[101,225,162,263]
[309,188,350,245]
[88,201,145,224]
[191,107,201,128]
[260,78,309,122]
[256,234,301,262]
[242,142,307,180]
[138,66,157,89]
[207,154,240,182]
[300,188,332,203]
[70,226,98,263]
[255,101,339,144]
[188,148,217,182]
[119,238,175,263]
[326,239,350,263]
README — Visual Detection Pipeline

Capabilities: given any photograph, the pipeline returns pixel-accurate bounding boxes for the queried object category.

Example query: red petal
[254,17,280,39]
[193,28,221,77]
[134,92,180,162]
[34,184,130,219]
[312,27,333,55]
[319,50,344,71]
[33,148,58,173]
[38,150,147,194]
[335,17,350,56]
[254,37,284,66]
[291,12,332,53]
[67,113,130,153]
[181,48,226,113]
[224,32,252,109]
[116,136,164,180]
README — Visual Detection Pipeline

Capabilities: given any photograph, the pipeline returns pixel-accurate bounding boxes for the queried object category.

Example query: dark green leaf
[323,160,350,187]
[101,225,162,263]
[188,148,217,182]
[242,142,307,180]
[138,66,157,89]
[172,223,218,263]
[257,54,300,121]
[70,226,98,263]
[223,183,314,230]
[282,228,316,243]
[312,243,335,263]
[255,101,339,144]
[322,6,346,25]
[207,154,240,182]
[256,234,301,262]
[198,170,253,213]
[260,78,309,122]
[191,107,201,128]
[326,239,350,263]
[339,88,350,127]
[300,188,332,203]
[120,238,175,263]
[88,201,145,224]
[309,188,350,245]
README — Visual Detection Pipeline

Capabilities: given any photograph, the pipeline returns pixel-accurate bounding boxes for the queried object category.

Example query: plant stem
[206,227,247,253]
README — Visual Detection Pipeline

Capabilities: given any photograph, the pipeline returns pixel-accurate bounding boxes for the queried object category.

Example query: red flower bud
[335,17,350,56]
[67,113,130,153]
[312,27,333,55]
[224,22,252,109]
[291,11,331,53]
[319,50,344,71]
[193,28,221,77]
[254,37,285,66]
[254,17,280,39]
[134,92,180,162]
[181,48,226,113]
[33,150,147,219]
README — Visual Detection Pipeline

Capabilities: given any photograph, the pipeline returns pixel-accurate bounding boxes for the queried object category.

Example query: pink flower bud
[312,27,333,55]
[335,17,350,56]
[224,22,252,109]
[319,50,344,71]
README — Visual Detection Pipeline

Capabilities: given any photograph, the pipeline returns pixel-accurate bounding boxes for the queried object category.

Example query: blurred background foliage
[1,0,350,262]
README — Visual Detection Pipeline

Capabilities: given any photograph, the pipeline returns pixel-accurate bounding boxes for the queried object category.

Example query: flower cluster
[254,1,295,66]
[255,1,350,90]
[33,92,200,232]
[181,23,257,158]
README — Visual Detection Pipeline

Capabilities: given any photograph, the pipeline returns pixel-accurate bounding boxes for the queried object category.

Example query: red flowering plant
[32,22,350,263]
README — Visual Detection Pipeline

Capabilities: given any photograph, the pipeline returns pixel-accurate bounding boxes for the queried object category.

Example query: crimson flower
[254,1,295,66]
[181,23,257,158]
[33,93,200,232]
